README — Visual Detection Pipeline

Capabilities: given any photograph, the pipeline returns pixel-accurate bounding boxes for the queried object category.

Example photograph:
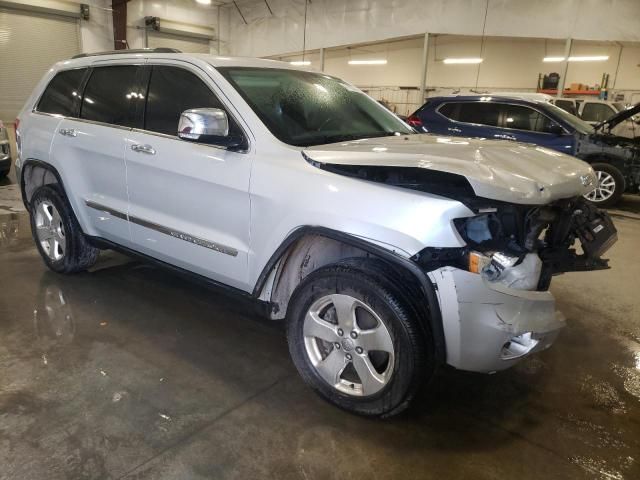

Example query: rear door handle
[59,128,77,137]
[131,144,156,155]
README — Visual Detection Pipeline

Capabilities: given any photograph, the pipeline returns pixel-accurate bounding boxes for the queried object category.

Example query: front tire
[583,163,625,208]
[286,260,433,417]
[29,185,99,273]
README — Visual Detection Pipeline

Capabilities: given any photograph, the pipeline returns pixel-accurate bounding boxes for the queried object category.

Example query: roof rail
[72,48,182,59]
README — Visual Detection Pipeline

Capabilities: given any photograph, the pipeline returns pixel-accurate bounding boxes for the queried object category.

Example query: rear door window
[456,103,501,126]
[80,65,142,128]
[500,104,554,133]
[37,68,87,117]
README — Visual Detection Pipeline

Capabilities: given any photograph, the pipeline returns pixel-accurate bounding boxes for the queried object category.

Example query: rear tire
[286,259,433,417]
[29,185,99,273]
[0,169,8,179]
[583,163,625,208]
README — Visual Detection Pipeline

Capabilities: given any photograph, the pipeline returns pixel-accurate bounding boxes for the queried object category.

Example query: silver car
[15,50,617,417]
[0,121,11,179]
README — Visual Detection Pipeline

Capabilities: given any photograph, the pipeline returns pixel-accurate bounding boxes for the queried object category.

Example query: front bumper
[428,267,565,373]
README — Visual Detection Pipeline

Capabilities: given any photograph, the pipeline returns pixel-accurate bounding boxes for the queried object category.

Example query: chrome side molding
[84,200,238,257]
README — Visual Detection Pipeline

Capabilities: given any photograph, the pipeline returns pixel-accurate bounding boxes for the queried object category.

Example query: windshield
[217,67,413,147]
[542,102,594,134]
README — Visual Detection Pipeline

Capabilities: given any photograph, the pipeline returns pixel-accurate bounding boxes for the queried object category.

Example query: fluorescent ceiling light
[443,58,483,64]
[348,59,388,65]
[196,0,212,5]
[289,61,311,66]
[543,55,609,62]
[569,55,609,62]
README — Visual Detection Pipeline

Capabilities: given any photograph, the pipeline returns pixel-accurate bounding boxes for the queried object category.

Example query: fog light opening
[501,332,539,360]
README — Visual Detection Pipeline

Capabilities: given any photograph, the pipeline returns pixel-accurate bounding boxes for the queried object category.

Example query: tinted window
[581,103,615,123]
[456,103,501,126]
[438,103,459,120]
[554,99,577,116]
[501,104,554,132]
[81,66,141,127]
[145,66,224,136]
[37,69,86,117]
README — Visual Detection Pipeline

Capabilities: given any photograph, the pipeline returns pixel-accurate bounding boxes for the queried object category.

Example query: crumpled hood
[303,134,596,204]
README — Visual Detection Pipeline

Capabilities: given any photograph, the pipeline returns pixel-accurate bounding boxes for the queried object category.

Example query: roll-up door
[0,7,80,121]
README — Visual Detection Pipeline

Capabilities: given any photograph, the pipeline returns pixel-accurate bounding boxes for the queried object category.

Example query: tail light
[407,114,423,128]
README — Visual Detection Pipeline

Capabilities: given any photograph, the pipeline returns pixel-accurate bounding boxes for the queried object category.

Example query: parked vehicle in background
[409,96,640,207]
[16,51,617,417]
[551,98,638,138]
[0,121,11,179]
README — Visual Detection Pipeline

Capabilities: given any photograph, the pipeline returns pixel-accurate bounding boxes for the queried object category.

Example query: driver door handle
[59,128,77,137]
[131,144,156,155]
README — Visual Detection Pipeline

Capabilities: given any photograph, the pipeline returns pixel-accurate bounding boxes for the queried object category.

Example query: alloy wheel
[303,294,395,397]
[584,170,616,203]
[35,200,66,261]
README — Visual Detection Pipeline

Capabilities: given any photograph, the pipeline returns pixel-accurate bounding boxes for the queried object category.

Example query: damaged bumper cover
[428,267,564,372]
[415,198,617,372]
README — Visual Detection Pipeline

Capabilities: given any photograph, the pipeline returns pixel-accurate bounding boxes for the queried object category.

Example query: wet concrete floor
[1,175,640,479]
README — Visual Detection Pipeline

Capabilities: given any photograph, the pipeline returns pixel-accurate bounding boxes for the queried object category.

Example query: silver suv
[15,50,617,417]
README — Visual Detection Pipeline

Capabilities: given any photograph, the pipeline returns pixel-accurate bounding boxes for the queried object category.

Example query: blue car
[408,96,640,207]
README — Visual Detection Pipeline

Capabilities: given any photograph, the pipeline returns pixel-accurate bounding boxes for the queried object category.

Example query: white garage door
[147,31,210,54]
[0,8,80,121]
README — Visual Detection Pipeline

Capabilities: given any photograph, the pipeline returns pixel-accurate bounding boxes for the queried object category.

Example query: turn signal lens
[468,251,491,274]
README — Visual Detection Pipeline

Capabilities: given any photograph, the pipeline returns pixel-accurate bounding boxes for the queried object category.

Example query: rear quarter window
[37,68,87,117]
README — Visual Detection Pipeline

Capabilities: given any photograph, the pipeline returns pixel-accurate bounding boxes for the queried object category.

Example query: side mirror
[179,108,228,139]
[178,108,245,149]
[547,123,565,135]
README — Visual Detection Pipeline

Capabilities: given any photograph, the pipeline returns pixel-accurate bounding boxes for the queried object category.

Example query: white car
[552,98,639,138]
[15,49,617,417]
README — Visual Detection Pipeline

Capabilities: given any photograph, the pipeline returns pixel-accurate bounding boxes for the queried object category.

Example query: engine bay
[414,198,618,291]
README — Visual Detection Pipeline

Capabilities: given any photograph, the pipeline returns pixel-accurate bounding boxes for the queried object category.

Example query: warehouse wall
[221,0,640,58]
[1,0,113,52]
[126,0,218,52]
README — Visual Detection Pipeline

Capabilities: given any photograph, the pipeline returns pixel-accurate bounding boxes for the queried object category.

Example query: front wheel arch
[253,226,446,364]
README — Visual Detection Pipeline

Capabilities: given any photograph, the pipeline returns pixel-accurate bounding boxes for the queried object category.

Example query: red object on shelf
[537,89,601,95]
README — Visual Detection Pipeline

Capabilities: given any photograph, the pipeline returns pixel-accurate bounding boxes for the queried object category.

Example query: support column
[556,38,572,98]
[419,33,429,103]
[112,0,130,50]
[320,48,325,72]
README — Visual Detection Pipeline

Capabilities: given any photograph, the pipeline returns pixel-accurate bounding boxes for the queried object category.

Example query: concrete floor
[1,169,640,479]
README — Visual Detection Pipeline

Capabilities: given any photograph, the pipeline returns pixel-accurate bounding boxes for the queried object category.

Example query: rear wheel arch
[254,227,446,363]
[20,159,66,208]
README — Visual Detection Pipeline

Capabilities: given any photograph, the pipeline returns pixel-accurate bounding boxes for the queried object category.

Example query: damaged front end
[413,197,617,291]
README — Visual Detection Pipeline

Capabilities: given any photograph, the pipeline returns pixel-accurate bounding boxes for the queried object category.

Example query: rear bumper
[428,267,565,373]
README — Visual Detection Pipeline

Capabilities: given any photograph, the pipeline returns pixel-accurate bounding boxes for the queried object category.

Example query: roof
[55,50,306,71]
[427,95,550,105]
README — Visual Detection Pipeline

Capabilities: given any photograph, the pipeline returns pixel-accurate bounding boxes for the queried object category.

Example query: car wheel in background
[583,163,625,208]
